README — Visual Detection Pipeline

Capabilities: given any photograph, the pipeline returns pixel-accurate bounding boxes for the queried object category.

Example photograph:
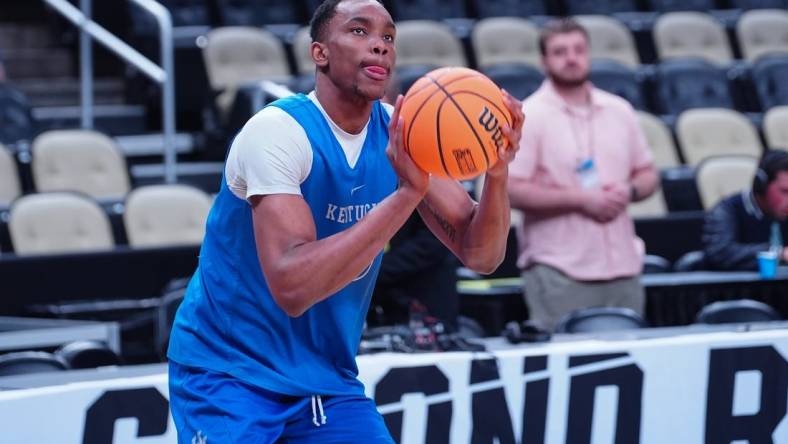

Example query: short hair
[309,0,384,42]
[538,18,590,56]
[754,149,788,194]
[310,0,345,42]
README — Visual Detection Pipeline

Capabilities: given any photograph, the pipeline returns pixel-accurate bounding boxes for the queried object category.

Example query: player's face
[323,0,396,100]
[542,31,590,89]
[765,171,788,220]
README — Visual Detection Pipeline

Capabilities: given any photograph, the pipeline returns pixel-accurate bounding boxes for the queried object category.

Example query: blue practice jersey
[168,94,397,396]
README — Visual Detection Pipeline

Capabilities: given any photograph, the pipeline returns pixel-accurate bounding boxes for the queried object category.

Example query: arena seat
[130,0,212,36]
[0,351,68,376]
[695,299,781,324]
[589,59,645,109]
[555,307,648,333]
[636,111,681,168]
[292,25,313,76]
[472,17,541,70]
[55,340,122,369]
[386,0,469,21]
[124,184,212,248]
[202,26,290,116]
[564,0,638,16]
[31,129,130,200]
[653,12,732,65]
[0,144,21,207]
[694,155,758,209]
[644,0,716,12]
[654,58,733,115]
[470,0,547,18]
[628,189,669,218]
[764,106,788,150]
[394,20,467,68]
[736,9,788,63]
[214,0,305,26]
[481,63,544,101]
[9,192,115,255]
[677,108,763,166]
[575,15,640,68]
[751,55,788,111]
[728,0,787,9]
[0,83,35,146]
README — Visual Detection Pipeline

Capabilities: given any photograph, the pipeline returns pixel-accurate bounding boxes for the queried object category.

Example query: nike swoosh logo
[351,185,365,195]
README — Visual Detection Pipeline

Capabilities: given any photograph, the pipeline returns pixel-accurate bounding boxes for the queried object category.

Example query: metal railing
[42,0,177,183]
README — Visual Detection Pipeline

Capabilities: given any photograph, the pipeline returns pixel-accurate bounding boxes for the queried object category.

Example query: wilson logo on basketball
[452,148,478,176]
[478,106,505,151]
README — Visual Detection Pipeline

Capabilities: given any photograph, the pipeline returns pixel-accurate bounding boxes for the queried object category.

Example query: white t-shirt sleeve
[224,106,313,200]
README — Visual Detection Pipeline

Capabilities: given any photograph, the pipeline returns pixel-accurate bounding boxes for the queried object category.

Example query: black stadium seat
[589,59,645,110]
[563,0,638,15]
[643,0,715,12]
[215,0,304,26]
[555,307,648,333]
[751,55,788,111]
[728,0,787,9]
[470,0,547,18]
[0,351,68,376]
[55,340,122,369]
[130,0,212,35]
[695,299,781,324]
[385,0,469,21]
[481,63,544,101]
[654,58,733,115]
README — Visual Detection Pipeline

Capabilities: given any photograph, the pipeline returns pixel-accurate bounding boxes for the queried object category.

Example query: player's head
[754,150,788,220]
[539,18,591,89]
[309,0,396,101]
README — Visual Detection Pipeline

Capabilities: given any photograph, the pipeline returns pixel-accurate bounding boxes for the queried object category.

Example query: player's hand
[386,95,429,197]
[486,89,525,178]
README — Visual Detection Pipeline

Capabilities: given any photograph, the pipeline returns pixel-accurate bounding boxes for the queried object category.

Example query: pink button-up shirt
[510,80,654,281]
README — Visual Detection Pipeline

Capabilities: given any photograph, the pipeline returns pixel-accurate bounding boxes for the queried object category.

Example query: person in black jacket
[370,211,460,330]
[703,150,788,270]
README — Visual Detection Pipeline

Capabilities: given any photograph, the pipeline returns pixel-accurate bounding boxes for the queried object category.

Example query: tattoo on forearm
[426,204,456,242]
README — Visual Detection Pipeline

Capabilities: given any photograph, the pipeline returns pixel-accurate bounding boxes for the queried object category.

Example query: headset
[753,150,788,195]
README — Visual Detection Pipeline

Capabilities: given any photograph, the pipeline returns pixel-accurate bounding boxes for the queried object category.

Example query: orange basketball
[400,67,512,181]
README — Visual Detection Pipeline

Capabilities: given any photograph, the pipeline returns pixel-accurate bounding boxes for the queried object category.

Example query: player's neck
[315,78,374,135]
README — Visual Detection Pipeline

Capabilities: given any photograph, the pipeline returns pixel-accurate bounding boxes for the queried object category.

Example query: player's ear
[312,42,329,68]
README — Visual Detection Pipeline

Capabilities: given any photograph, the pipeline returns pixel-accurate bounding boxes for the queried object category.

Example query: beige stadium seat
[696,155,758,209]
[395,20,466,68]
[124,184,212,248]
[653,12,732,65]
[636,111,680,169]
[0,144,21,206]
[628,189,668,218]
[737,9,788,62]
[32,129,130,200]
[574,15,640,68]
[676,108,763,167]
[202,27,290,113]
[764,106,788,150]
[293,26,314,75]
[472,17,540,69]
[9,192,114,255]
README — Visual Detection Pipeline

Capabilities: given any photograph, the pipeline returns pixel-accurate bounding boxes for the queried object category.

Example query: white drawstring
[311,395,327,427]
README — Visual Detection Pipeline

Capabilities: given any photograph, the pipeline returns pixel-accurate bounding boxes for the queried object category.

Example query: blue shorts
[168,361,395,443]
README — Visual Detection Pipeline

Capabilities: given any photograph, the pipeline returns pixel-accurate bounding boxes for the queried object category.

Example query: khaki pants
[522,263,645,331]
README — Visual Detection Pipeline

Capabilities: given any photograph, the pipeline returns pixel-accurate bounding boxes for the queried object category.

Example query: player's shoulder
[592,87,636,115]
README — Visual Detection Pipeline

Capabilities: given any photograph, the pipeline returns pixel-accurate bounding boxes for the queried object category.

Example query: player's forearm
[457,173,511,274]
[508,179,585,214]
[267,187,423,316]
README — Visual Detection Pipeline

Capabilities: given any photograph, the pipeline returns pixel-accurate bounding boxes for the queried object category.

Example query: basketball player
[167,0,524,442]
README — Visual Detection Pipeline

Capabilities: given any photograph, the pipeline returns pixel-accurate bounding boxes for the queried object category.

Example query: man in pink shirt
[507,18,659,330]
